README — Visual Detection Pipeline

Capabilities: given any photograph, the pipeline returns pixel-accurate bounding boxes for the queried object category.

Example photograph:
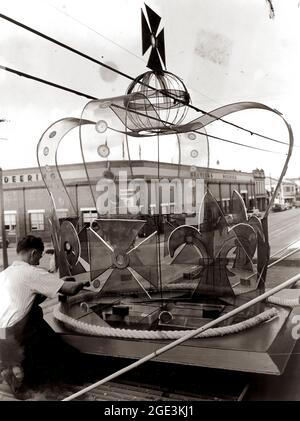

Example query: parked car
[0,236,9,248]
[247,208,262,218]
[272,203,287,212]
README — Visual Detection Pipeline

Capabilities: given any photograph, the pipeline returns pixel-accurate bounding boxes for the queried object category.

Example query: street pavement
[268,207,300,257]
[266,207,300,286]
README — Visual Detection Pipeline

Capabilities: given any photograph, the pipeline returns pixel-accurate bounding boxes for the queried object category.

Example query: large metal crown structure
[37,1,293,298]
[36,3,298,375]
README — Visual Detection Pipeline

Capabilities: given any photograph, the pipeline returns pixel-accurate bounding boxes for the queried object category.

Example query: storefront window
[30,212,45,231]
[222,199,230,214]
[4,212,16,232]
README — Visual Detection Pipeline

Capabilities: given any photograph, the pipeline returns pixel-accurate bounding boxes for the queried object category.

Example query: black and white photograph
[0,0,300,405]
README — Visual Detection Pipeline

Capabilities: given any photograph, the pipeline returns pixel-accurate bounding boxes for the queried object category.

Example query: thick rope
[53,304,278,340]
[267,296,300,307]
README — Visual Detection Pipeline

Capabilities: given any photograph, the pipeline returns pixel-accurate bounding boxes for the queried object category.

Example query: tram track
[0,371,250,401]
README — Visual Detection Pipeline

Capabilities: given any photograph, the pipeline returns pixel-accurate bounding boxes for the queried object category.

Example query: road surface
[268,207,300,256]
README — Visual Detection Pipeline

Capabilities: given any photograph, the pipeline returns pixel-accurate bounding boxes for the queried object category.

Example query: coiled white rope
[267,296,300,307]
[54,304,278,340]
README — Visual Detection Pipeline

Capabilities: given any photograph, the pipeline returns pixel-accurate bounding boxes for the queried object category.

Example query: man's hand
[59,278,90,296]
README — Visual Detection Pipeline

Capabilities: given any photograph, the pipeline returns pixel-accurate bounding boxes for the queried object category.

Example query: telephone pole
[0,119,9,269]
[0,168,8,269]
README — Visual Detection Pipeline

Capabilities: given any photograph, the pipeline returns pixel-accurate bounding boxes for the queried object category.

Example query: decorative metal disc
[188,133,197,140]
[112,248,130,269]
[95,120,108,133]
[190,149,199,158]
[97,144,110,158]
[49,131,56,138]
[43,146,49,156]
[92,279,101,289]
[60,220,81,267]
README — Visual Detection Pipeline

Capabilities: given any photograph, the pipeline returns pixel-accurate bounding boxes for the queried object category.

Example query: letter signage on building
[2,173,41,184]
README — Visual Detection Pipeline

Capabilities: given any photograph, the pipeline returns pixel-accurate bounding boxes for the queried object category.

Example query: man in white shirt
[0,235,89,398]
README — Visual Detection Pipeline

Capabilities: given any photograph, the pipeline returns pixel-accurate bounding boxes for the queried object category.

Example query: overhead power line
[194,130,285,154]
[0,12,293,148]
[47,2,222,107]
[0,64,96,100]
[46,1,146,64]
[0,63,286,155]
[0,14,136,85]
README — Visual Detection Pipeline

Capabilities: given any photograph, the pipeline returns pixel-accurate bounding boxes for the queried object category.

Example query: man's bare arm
[59,278,90,296]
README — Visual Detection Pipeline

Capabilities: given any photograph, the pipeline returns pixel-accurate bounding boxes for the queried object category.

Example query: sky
[0,0,300,179]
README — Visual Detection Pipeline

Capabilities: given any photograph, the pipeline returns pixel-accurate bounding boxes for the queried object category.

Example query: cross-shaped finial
[141,4,166,72]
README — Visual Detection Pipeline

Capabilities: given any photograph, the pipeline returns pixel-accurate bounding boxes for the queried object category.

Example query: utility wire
[0,12,293,148]
[0,14,137,86]
[46,1,146,64]
[194,130,285,154]
[47,2,293,132]
[0,63,287,155]
[0,64,96,100]
[47,1,222,108]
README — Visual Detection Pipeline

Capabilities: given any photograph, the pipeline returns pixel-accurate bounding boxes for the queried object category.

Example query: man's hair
[16,235,44,254]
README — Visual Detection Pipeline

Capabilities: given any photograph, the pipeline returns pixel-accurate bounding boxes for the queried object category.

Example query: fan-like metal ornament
[84,219,159,297]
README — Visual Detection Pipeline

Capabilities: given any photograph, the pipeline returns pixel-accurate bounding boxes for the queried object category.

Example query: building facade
[2,161,267,244]
[267,176,297,206]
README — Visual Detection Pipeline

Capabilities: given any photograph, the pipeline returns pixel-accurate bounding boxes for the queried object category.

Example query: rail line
[0,370,250,401]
